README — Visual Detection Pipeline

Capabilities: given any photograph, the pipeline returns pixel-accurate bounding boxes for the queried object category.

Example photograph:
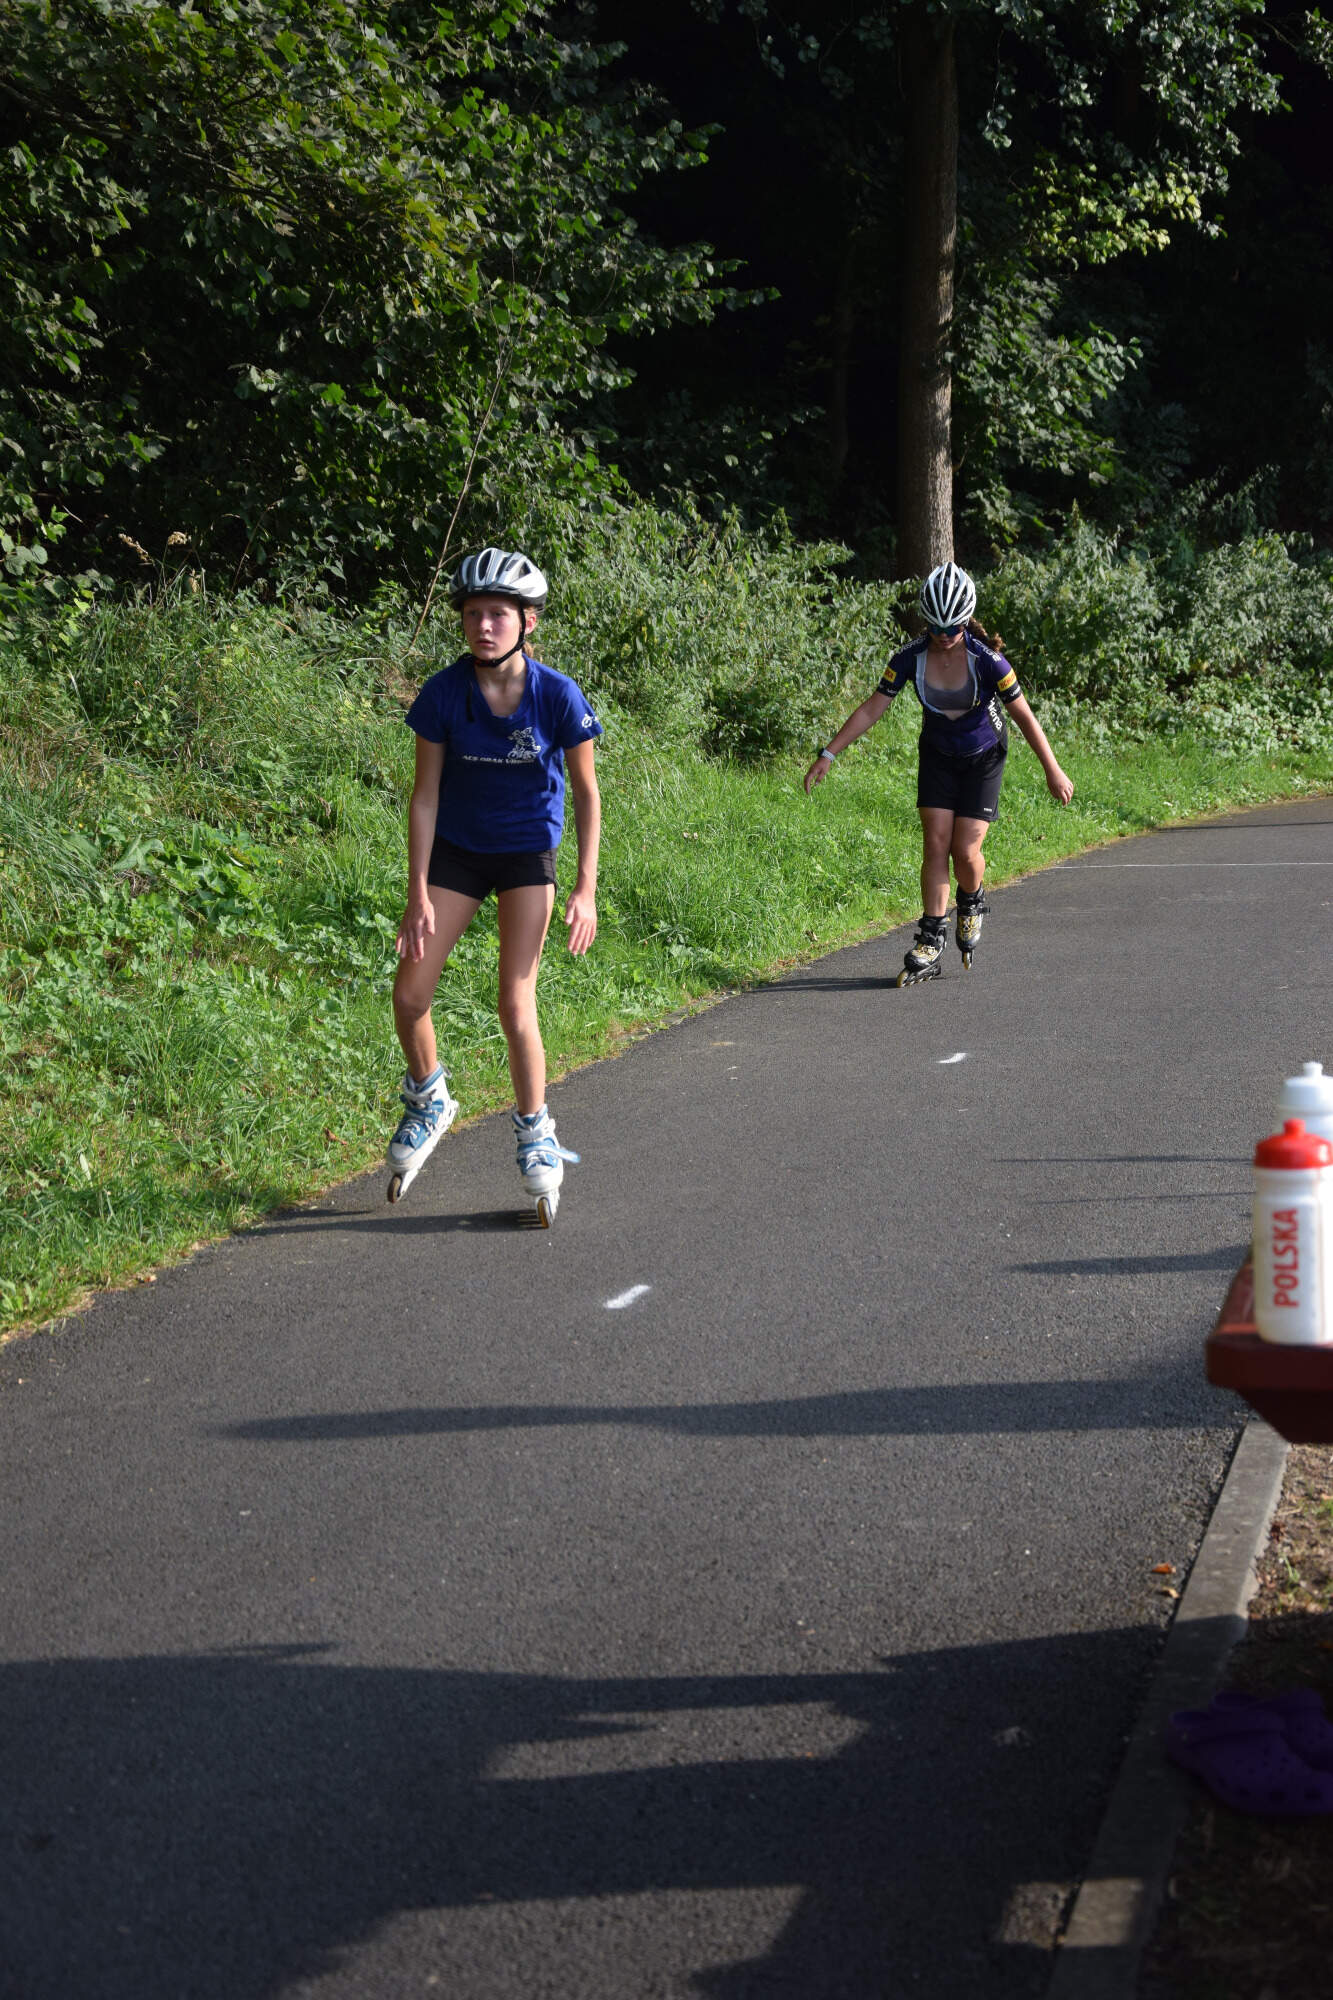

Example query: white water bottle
[1275,1062,1333,1147]
[1253,1119,1333,1345]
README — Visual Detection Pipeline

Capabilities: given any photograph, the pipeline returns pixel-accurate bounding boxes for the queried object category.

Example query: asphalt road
[2,798,1331,2000]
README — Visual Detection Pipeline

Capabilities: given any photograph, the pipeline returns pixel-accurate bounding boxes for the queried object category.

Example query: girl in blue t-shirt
[387,547,603,1222]
[803,562,1072,986]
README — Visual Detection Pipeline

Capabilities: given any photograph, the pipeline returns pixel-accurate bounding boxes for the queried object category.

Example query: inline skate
[513,1104,580,1227]
[386,1064,458,1202]
[894,914,950,987]
[955,887,989,970]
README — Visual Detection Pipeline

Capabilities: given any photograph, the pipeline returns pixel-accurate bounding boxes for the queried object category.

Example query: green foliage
[984,505,1333,748]
[0,0,742,588]
[678,1,1287,542]
[953,270,1140,542]
[510,497,895,759]
[983,515,1166,706]
[948,0,1284,539]
[960,0,1282,240]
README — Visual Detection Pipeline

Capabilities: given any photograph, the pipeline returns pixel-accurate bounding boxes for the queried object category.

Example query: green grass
[3,576,1331,1340]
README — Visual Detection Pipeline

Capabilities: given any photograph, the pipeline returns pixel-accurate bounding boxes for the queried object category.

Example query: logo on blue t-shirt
[404,655,603,853]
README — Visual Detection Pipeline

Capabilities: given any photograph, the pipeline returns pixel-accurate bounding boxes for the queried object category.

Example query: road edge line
[1044,1416,1289,2000]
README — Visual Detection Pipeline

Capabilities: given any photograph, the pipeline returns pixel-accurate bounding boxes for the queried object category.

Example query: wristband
[818,746,838,761]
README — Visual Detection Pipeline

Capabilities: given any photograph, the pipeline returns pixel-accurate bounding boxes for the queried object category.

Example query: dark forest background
[5,0,1333,599]
[597,0,1333,573]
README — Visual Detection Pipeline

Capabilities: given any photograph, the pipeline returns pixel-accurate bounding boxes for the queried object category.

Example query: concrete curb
[1045,1417,1289,2000]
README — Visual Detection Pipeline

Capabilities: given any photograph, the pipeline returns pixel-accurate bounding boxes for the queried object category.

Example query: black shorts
[427,836,557,901]
[916,738,1006,822]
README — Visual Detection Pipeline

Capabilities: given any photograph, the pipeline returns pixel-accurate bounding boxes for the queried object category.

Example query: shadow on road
[739,974,899,994]
[1014,1248,1244,1276]
[994,1156,1247,1167]
[210,1370,1230,1445]
[1,1621,1218,1998]
[250,1207,542,1236]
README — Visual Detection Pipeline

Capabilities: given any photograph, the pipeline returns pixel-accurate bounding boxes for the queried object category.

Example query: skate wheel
[962,952,973,970]
[536,1195,555,1228]
[894,969,912,988]
[387,1173,403,1204]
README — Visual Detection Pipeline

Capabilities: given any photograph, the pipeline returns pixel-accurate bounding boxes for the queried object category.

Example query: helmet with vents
[448,547,548,613]
[918,562,976,630]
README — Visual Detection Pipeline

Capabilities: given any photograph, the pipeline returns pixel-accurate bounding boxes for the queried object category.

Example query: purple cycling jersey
[877,634,1022,756]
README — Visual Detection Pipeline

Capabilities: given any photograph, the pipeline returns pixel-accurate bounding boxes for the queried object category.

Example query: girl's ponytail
[967,616,1006,655]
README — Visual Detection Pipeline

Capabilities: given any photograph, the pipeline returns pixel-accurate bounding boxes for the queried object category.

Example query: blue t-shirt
[877,634,1022,756]
[405,655,603,853]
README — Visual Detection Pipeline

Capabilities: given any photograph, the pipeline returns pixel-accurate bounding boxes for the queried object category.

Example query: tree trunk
[896,7,957,577]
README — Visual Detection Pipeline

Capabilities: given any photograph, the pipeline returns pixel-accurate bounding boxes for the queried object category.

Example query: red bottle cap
[1254,1118,1333,1169]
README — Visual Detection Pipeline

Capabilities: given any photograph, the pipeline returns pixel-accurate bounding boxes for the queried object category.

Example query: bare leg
[496,883,556,1115]
[392,888,481,1082]
[919,807,955,916]
[950,816,990,896]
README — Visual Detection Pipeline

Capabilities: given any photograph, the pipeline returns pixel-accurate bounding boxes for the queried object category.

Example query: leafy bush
[518,498,885,759]
[983,506,1333,749]
[983,514,1165,706]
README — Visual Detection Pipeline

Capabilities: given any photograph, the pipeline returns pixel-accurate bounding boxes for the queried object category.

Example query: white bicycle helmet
[448,547,548,613]
[918,561,976,630]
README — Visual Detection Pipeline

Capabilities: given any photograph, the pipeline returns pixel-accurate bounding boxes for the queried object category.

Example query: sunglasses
[927,621,964,638]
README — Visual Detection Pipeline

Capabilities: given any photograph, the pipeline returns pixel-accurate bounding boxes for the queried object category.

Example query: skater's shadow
[213,1370,1235,1444]
[745,973,898,996]
[1014,1245,1245,1277]
[248,1207,533,1238]
[0,1621,1204,1999]
[996,1154,1246,1166]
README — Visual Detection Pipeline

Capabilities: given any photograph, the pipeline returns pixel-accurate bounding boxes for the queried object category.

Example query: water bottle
[1252,1119,1333,1345]
[1275,1061,1333,1147]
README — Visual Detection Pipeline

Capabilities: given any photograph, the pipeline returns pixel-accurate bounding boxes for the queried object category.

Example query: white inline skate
[386,1064,458,1203]
[513,1104,579,1227]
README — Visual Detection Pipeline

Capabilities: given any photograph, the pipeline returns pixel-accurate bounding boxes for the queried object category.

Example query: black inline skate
[895,913,950,987]
[955,887,989,970]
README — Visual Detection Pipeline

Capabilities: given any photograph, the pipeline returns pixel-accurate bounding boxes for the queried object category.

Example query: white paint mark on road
[938,1052,968,1066]
[605,1284,652,1311]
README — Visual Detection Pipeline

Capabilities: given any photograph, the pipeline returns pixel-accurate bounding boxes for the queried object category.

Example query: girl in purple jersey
[803,562,1072,985]
[388,547,602,1221]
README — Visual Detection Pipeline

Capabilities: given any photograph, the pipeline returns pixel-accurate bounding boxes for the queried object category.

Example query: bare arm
[803,689,894,792]
[563,738,600,954]
[1005,693,1073,804]
[396,736,445,962]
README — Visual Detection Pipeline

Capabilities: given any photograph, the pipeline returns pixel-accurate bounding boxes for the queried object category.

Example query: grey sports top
[921,671,974,716]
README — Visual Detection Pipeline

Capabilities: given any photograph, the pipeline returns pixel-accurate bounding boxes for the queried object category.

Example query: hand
[564,885,597,955]
[803,754,831,793]
[1047,765,1074,805]
[396,892,436,963]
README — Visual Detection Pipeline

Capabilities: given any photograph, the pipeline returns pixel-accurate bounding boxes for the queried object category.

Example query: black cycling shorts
[427,836,557,901]
[916,738,1007,822]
